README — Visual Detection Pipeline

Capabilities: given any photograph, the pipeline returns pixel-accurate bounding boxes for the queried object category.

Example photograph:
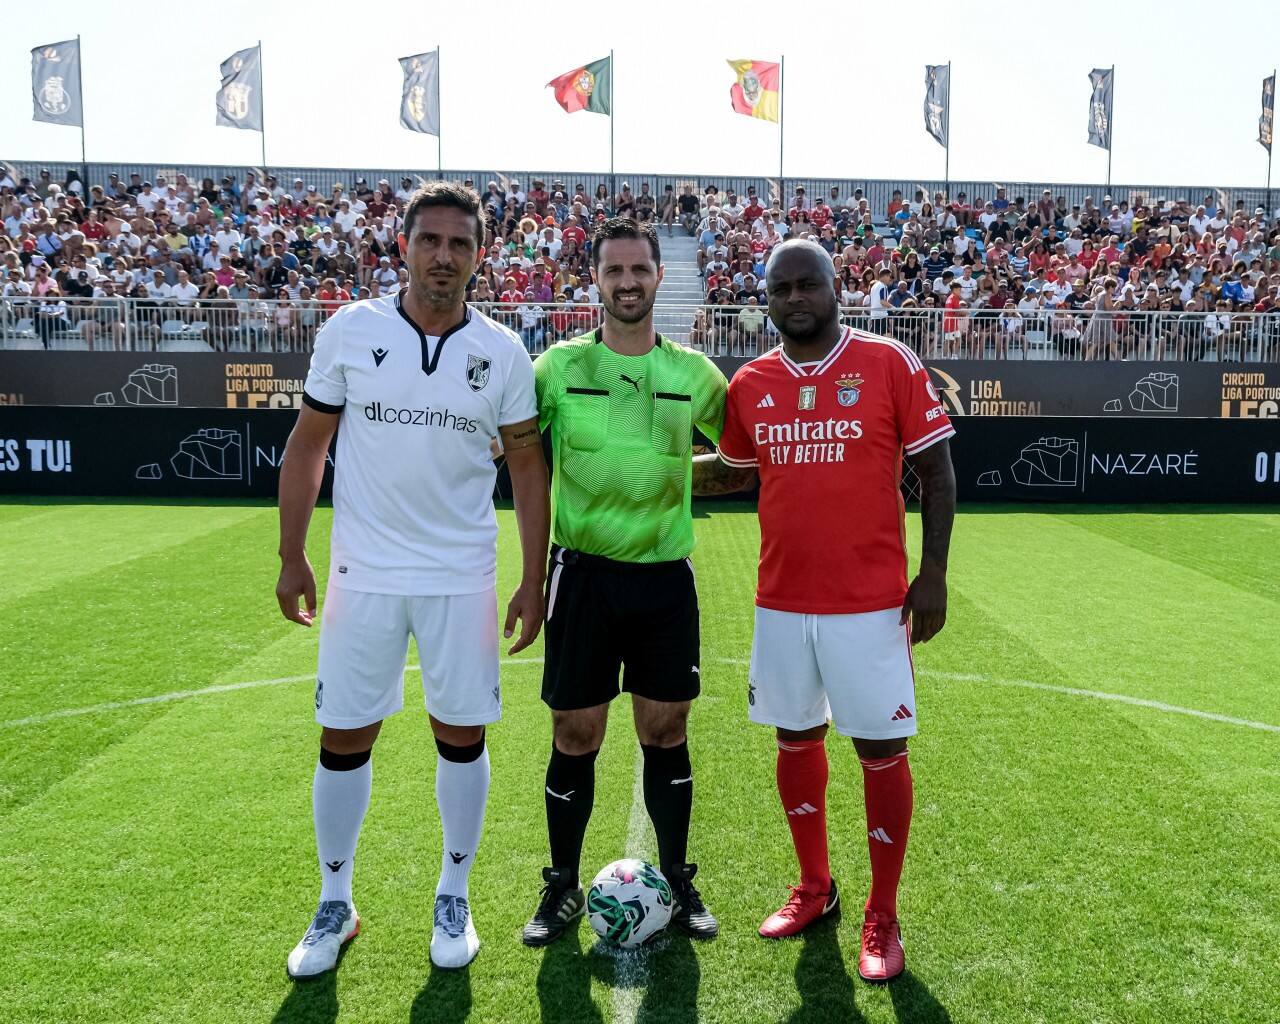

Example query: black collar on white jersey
[396,294,471,376]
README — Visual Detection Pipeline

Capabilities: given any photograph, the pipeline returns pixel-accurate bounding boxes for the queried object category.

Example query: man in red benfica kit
[693,239,956,982]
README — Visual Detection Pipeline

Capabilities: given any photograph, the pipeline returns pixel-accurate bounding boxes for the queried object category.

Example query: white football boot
[287,900,360,978]
[430,894,480,969]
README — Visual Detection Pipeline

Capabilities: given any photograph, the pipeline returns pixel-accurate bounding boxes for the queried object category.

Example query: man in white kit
[275,182,550,975]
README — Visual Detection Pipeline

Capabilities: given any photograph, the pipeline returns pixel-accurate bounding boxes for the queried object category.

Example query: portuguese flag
[548,57,612,115]
[727,59,780,122]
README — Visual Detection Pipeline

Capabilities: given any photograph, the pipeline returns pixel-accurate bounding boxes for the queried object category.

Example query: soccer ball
[586,858,673,949]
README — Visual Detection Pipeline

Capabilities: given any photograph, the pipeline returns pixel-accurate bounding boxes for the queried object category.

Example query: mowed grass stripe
[1060,510,1280,606]
[4,504,1279,1023]
[895,590,1280,1023]
[0,658,627,1024]
[0,514,332,817]
[948,511,1280,721]
[0,501,266,608]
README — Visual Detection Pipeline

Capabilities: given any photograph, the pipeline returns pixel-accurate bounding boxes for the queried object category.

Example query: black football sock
[641,741,692,878]
[545,746,599,888]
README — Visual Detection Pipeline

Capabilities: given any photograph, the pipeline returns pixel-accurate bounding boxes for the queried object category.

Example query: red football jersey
[719,327,954,614]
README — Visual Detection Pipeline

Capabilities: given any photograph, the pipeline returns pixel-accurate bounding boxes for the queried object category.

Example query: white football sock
[435,745,490,898]
[314,756,372,905]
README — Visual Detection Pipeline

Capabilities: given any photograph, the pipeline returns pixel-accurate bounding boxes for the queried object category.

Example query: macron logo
[890,704,914,722]
[756,393,776,408]
[372,348,389,366]
[787,802,819,817]
[869,827,893,844]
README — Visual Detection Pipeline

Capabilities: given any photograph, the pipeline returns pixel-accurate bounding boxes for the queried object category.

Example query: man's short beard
[602,291,655,324]
[413,277,466,308]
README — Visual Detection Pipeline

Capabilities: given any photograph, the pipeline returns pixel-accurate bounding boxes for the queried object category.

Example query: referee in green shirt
[522,218,727,946]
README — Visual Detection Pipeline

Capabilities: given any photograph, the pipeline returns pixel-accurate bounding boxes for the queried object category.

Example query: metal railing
[9,158,1276,222]
[2,296,1278,362]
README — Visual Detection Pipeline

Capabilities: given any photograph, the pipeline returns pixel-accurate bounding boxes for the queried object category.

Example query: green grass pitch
[1,499,1277,1024]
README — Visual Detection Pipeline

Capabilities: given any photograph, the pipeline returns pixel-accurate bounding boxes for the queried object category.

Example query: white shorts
[315,584,500,729]
[748,606,917,739]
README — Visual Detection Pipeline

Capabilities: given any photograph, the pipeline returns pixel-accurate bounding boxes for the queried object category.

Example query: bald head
[765,238,836,290]
[766,238,840,345]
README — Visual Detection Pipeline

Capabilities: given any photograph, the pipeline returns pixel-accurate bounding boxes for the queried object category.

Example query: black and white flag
[400,51,440,135]
[1087,68,1113,150]
[1260,74,1274,154]
[923,64,949,148]
[31,39,83,127]
[216,46,263,131]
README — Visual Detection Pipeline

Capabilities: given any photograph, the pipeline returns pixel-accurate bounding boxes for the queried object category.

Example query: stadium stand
[2,162,1278,360]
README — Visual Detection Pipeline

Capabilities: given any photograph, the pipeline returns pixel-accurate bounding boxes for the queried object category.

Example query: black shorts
[541,546,700,711]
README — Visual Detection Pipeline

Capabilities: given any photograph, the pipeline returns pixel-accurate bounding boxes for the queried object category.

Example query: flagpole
[1105,64,1114,196]
[258,40,267,177]
[436,47,443,179]
[778,55,786,200]
[944,60,951,199]
[1264,67,1274,217]
[609,49,615,203]
[75,34,87,194]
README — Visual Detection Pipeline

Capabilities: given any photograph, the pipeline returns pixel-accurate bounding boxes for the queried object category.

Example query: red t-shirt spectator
[943,291,964,334]
[1029,250,1050,275]
[506,267,529,292]
[318,286,350,313]
[811,204,833,228]
[82,220,107,241]
[743,200,764,224]
[562,225,586,249]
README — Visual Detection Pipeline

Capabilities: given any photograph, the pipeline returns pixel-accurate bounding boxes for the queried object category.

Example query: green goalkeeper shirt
[534,330,728,562]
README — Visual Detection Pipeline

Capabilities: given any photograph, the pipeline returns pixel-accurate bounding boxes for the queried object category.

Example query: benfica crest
[836,375,863,407]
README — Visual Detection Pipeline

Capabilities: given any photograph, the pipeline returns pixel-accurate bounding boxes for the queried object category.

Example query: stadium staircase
[657,232,705,343]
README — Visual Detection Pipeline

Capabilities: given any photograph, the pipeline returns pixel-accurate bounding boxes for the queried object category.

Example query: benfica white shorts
[315,584,500,729]
[748,606,917,739]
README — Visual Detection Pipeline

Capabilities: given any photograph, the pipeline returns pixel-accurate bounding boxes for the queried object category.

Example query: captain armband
[500,426,542,450]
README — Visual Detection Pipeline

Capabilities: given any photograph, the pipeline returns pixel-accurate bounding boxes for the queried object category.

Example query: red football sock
[861,750,913,918]
[776,739,831,892]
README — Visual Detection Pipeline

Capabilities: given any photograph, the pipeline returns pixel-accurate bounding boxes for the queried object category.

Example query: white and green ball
[586,859,673,949]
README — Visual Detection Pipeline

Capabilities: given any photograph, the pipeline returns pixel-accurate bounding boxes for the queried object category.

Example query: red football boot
[858,910,905,982]
[758,879,839,939]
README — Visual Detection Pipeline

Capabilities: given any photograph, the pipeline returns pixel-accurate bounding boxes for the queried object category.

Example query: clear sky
[5,0,1280,191]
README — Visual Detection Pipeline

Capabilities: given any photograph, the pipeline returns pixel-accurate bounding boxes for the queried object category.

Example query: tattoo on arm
[692,453,757,496]
[907,440,956,572]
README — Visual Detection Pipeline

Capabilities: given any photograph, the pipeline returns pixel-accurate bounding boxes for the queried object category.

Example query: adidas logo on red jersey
[756,393,775,408]
[890,704,913,721]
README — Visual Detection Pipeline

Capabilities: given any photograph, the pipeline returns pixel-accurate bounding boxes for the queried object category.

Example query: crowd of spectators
[2,164,1279,359]
[686,182,1280,360]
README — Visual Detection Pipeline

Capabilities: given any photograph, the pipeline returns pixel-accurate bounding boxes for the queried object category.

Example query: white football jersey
[303,295,537,596]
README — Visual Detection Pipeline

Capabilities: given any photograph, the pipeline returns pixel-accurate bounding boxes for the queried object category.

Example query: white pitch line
[922,670,1280,734]
[0,658,545,730]
[609,749,653,1024]
[4,658,1278,736]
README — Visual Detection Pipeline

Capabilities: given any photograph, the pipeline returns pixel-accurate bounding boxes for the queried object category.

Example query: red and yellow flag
[727,59,779,122]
